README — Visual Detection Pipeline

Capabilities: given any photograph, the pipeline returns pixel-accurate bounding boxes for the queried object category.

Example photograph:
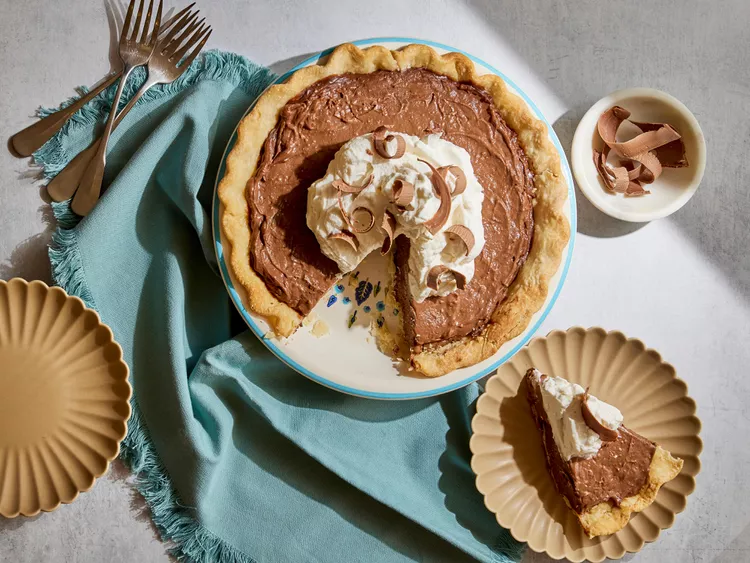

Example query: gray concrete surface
[1,0,748,561]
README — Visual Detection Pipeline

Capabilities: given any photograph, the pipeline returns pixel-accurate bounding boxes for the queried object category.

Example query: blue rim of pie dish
[212,37,577,400]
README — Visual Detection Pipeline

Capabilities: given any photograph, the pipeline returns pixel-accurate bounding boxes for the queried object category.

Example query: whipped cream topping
[306,131,485,302]
[530,369,623,461]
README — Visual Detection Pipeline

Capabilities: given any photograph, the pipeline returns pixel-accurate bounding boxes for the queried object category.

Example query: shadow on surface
[467,0,749,297]
[709,521,750,563]
[6,137,21,158]
[0,189,55,283]
[0,513,41,532]
[552,108,647,239]
[107,458,166,545]
[268,52,321,77]
[104,0,125,73]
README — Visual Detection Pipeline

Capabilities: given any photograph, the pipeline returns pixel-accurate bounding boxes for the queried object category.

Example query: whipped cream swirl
[531,369,623,460]
[306,131,485,301]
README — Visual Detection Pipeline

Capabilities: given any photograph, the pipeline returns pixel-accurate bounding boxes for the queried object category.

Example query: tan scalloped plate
[470,327,702,562]
[0,278,131,518]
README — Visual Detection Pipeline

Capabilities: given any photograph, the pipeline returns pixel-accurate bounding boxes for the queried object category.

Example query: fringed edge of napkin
[37,50,277,563]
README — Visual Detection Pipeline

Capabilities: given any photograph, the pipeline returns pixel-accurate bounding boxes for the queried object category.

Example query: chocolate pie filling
[246,68,535,345]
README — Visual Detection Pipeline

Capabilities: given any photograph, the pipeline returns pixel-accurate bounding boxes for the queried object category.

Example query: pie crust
[575,445,683,538]
[218,43,570,377]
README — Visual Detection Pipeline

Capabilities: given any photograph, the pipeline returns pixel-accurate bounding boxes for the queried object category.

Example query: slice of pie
[524,368,683,538]
[218,43,570,377]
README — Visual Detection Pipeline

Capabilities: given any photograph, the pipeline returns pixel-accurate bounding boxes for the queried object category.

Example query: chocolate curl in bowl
[593,105,687,196]
[630,121,689,168]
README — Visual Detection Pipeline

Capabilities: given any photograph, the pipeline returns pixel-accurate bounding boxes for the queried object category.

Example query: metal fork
[71,0,163,217]
[9,4,195,158]
[47,9,211,203]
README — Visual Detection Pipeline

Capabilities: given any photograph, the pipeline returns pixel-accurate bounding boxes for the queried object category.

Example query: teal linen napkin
[38,50,523,563]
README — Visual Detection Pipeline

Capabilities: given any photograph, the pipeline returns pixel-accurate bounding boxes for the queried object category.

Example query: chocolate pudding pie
[524,368,683,538]
[219,44,569,377]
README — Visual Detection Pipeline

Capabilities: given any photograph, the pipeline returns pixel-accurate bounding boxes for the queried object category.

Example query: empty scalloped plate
[470,326,702,562]
[0,278,131,518]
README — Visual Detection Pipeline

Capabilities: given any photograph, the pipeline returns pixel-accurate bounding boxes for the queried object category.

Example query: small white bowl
[571,88,706,223]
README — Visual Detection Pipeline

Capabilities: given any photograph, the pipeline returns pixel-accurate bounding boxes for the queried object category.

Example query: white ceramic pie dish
[213,37,576,399]
[572,88,706,223]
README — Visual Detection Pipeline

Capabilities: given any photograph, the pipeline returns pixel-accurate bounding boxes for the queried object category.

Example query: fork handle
[72,65,136,217]
[47,78,156,203]
[10,72,121,157]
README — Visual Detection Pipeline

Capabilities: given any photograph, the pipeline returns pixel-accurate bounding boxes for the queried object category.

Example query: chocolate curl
[625,182,651,197]
[380,210,397,255]
[337,192,351,227]
[417,158,452,234]
[608,124,682,160]
[445,225,475,256]
[580,391,619,442]
[631,151,662,184]
[329,231,359,252]
[332,175,373,194]
[630,121,689,168]
[372,127,406,159]
[392,179,415,209]
[594,105,686,197]
[350,207,375,233]
[596,106,631,158]
[438,165,467,196]
[426,265,467,291]
[593,149,629,193]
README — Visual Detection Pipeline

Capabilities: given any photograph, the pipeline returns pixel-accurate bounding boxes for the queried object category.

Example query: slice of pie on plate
[524,368,683,538]
[218,43,570,377]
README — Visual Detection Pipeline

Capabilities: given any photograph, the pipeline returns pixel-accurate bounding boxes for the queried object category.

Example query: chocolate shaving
[593,149,629,193]
[630,151,662,185]
[372,126,406,159]
[625,182,651,197]
[392,179,415,209]
[332,175,373,194]
[438,165,467,196]
[580,391,619,442]
[426,265,467,291]
[329,230,359,252]
[350,207,375,233]
[630,121,689,168]
[594,105,688,197]
[418,158,452,234]
[445,225,475,256]
[380,210,397,255]
[337,191,351,227]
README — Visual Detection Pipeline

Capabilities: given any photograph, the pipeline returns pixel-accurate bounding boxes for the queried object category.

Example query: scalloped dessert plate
[213,37,576,400]
[470,327,702,562]
[0,279,131,518]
